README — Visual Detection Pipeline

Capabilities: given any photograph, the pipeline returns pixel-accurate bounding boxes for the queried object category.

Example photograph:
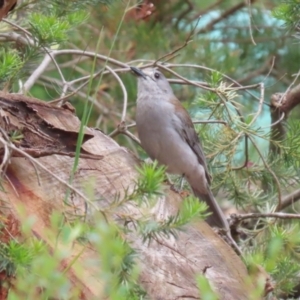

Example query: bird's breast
[136,99,173,160]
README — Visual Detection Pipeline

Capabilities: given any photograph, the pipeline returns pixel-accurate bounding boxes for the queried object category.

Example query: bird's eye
[154,72,160,79]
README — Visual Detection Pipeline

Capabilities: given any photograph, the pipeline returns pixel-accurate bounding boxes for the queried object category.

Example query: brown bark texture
[270,84,300,157]
[0,0,16,20]
[0,93,254,299]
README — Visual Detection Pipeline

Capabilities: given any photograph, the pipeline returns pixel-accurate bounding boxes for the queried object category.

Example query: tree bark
[0,93,254,299]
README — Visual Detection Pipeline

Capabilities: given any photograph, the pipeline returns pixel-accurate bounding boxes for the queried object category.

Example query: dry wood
[0,0,16,20]
[0,93,255,299]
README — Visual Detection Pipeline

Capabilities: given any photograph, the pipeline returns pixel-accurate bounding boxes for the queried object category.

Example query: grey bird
[131,66,230,233]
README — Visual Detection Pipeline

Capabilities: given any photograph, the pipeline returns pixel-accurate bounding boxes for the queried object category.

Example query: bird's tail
[192,187,230,232]
[192,187,242,255]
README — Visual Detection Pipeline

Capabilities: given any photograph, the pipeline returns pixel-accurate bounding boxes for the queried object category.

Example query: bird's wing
[173,101,211,185]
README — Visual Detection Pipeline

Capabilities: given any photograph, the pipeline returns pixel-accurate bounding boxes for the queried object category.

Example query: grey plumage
[131,67,230,233]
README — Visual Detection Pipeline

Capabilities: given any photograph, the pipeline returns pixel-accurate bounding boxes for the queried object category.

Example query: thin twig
[22,55,52,93]
[122,129,140,144]
[248,135,282,210]
[0,32,35,46]
[280,188,300,211]
[0,136,104,215]
[49,68,105,104]
[193,120,228,125]
[246,0,256,46]
[232,136,249,170]
[23,49,131,92]
[262,56,276,83]
[2,18,33,37]
[166,63,269,106]
[158,64,216,91]
[154,18,200,65]
[105,65,128,122]
[247,82,264,127]
[42,48,67,96]
[3,174,19,198]
[231,212,300,222]
[261,112,285,129]
[278,68,300,108]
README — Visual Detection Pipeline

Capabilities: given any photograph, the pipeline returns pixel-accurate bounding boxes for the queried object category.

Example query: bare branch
[154,18,200,65]
[166,63,269,105]
[281,83,300,114]
[269,81,300,160]
[242,2,254,46]
[157,64,216,91]
[105,65,128,122]
[231,212,300,223]
[280,188,300,211]
[22,55,52,93]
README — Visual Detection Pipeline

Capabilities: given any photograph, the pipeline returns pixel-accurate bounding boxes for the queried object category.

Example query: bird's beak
[130,67,147,79]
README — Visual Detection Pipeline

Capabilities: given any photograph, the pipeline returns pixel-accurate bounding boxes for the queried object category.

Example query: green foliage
[0,242,18,276]
[196,274,219,300]
[29,14,71,45]
[2,0,300,298]
[0,0,110,90]
[134,161,166,198]
[0,49,23,85]
[89,220,141,300]
[8,130,24,142]
[210,71,223,88]
[137,196,209,242]
[284,121,300,164]
[1,159,205,299]
[29,12,87,45]
[9,243,79,299]
[273,1,300,26]
[244,222,300,296]
[6,215,142,299]
[177,196,210,225]
[117,162,209,243]
[0,238,44,277]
